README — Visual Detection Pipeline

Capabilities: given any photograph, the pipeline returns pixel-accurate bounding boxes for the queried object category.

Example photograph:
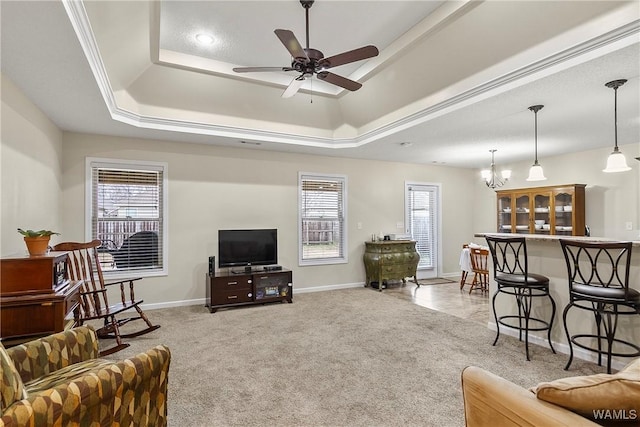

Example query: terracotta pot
[24,236,51,256]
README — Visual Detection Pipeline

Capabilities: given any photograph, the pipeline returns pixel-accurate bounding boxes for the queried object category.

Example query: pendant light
[526,105,546,181]
[481,149,511,188]
[603,79,631,173]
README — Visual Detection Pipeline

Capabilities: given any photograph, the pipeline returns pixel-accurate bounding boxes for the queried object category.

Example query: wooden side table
[363,240,420,291]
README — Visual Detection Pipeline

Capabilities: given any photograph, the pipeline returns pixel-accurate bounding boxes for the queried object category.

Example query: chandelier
[481,149,511,189]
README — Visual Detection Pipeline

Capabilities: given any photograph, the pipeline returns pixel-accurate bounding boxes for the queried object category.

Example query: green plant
[17,228,60,238]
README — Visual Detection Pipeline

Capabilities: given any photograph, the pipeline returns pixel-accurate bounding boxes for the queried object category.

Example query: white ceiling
[1,0,639,169]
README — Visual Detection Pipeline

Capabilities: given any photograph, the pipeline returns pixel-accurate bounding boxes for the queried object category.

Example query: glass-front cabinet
[496,184,586,236]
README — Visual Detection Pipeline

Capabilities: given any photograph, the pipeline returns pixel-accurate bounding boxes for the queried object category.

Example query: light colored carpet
[104,287,605,426]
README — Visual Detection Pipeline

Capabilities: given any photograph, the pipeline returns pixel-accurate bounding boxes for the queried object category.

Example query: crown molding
[63,0,639,150]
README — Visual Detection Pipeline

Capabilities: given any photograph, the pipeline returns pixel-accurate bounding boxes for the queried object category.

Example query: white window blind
[298,173,347,265]
[406,184,437,270]
[88,159,167,276]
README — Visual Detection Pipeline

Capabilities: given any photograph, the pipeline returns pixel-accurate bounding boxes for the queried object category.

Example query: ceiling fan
[232,0,379,98]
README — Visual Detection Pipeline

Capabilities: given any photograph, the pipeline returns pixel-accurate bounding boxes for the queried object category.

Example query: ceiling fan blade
[275,29,308,60]
[318,45,379,69]
[316,71,362,91]
[233,66,295,73]
[282,76,305,98]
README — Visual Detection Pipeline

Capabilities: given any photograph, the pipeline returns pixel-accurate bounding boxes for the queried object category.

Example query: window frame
[85,157,169,278]
[298,172,348,266]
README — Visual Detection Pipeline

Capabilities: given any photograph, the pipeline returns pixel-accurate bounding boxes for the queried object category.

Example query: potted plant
[17,228,60,256]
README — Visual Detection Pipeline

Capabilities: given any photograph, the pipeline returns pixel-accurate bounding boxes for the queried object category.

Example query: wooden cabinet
[0,280,82,344]
[0,252,81,344]
[206,269,293,313]
[363,241,420,291]
[496,184,586,236]
[0,252,69,295]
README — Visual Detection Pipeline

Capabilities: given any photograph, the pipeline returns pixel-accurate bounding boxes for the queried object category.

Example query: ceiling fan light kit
[602,79,632,173]
[526,104,547,182]
[232,0,379,98]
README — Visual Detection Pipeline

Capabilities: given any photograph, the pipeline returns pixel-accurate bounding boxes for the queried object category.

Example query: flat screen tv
[218,229,278,268]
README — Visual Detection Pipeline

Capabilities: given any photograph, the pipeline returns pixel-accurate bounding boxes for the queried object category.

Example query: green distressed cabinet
[363,240,420,291]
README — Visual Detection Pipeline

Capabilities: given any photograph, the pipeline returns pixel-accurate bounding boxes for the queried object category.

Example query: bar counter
[473,232,640,370]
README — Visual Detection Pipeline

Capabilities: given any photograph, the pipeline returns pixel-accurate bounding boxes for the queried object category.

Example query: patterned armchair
[0,326,170,426]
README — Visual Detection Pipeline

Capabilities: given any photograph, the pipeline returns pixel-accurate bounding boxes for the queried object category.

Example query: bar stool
[559,240,640,374]
[485,235,557,360]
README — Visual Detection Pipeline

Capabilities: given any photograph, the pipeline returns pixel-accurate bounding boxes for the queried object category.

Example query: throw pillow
[533,358,640,425]
[0,343,27,411]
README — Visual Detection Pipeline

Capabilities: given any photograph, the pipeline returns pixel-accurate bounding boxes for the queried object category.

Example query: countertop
[473,232,640,247]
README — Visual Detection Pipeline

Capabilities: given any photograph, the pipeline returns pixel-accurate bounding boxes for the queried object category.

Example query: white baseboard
[140,283,364,311]
[487,321,628,371]
[142,298,205,310]
[293,282,364,294]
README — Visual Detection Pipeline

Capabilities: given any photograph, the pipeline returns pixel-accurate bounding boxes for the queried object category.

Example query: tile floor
[381,276,490,325]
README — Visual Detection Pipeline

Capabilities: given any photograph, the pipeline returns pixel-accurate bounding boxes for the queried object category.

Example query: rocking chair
[53,240,160,356]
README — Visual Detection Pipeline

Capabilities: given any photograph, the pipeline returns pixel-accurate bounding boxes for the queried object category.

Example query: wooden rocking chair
[53,240,160,356]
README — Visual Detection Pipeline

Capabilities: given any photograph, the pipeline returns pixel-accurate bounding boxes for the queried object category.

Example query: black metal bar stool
[559,240,640,374]
[485,235,557,360]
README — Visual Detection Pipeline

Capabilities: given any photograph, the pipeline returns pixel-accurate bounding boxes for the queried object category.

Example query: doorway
[405,182,441,279]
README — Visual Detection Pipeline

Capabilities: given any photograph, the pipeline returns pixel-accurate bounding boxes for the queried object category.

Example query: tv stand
[206,268,293,313]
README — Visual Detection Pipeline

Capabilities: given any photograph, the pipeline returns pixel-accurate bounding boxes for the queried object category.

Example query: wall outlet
[357,222,362,230]
[625,221,633,231]
[396,222,404,229]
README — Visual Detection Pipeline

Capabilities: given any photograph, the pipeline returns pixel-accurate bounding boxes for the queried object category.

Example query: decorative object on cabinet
[526,105,547,181]
[495,184,585,236]
[206,269,292,312]
[481,149,511,189]
[363,241,419,291]
[602,79,632,173]
[16,228,60,256]
[53,240,160,356]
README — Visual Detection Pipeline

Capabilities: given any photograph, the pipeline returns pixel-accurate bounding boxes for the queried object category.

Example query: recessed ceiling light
[195,33,215,45]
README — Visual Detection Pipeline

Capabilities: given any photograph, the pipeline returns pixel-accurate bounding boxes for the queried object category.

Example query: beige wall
[61,133,476,306]
[1,74,63,255]
[470,141,640,242]
[2,74,638,307]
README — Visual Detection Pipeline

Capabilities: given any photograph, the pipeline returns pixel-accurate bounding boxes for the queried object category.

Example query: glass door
[514,194,530,234]
[405,182,440,279]
[554,190,574,235]
[532,192,551,234]
[497,194,513,232]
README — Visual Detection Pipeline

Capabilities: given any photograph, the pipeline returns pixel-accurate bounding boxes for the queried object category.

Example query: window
[298,173,347,265]
[405,183,439,278]
[86,158,168,277]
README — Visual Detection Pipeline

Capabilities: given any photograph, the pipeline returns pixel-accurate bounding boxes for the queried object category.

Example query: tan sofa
[0,326,170,426]
[461,360,640,427]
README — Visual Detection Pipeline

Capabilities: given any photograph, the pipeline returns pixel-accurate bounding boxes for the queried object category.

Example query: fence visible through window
[302,219,340,259]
